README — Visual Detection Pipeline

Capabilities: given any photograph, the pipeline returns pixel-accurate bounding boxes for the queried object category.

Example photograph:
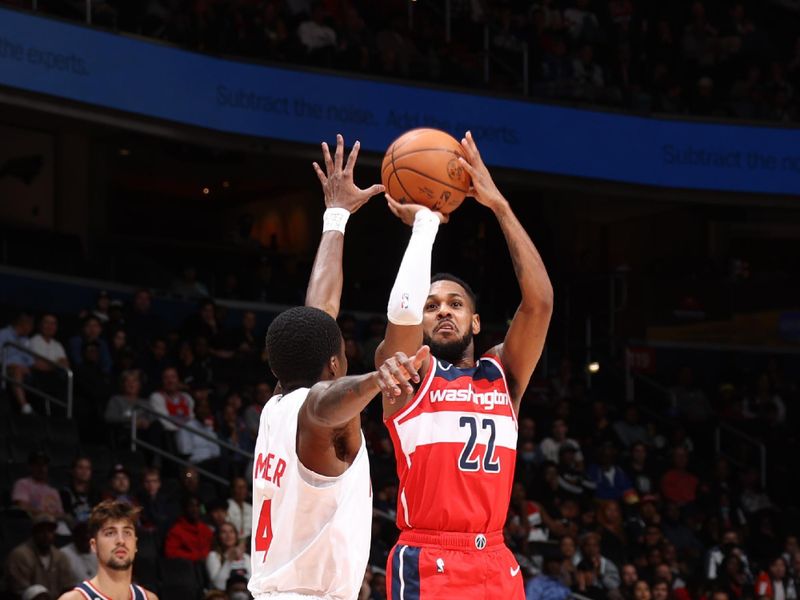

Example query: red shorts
[386,530,524,600]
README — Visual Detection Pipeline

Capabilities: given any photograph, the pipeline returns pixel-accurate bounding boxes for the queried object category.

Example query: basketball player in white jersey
[58,500,158,600]
[249,134,428,600]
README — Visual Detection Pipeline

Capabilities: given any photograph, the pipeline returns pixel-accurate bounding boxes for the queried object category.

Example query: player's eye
[452,301,463,308]
[425,303,438,311]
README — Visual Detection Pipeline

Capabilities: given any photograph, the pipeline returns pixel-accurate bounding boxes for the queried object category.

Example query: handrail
[131,401,253,487]
[1,340,73,417]
[715,422,767,489]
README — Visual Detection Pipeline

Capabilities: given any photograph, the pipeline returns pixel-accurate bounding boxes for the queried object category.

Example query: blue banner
[1,7,799,195]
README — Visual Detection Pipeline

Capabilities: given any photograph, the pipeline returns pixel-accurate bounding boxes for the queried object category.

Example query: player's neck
[95,567,132,599]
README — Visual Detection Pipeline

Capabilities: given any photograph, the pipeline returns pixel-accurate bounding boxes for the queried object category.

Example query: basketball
[381,128,471,215]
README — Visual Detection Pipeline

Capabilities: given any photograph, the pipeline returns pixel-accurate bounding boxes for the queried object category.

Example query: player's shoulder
[145,589,159,600]
[56,591,83,600]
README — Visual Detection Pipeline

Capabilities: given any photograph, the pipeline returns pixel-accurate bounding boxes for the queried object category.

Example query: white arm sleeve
[387,208,441,325]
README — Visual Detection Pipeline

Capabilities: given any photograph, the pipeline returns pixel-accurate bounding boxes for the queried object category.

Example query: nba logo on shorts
[474,534,487,550]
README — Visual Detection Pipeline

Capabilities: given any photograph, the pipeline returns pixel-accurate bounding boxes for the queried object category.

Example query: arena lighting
[587,362,600,374]
[202,187,210,195]
[118,148,130,156]
[222,180,230,188]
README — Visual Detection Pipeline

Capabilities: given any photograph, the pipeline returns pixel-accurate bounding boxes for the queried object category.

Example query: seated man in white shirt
[29,313,70,404]
[175,399,221,471]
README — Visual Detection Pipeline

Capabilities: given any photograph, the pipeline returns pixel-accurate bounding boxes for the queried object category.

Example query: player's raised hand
[375,345,430,403]
[385,193,448,226]
[313,134,384,214]
[458,131,507,211]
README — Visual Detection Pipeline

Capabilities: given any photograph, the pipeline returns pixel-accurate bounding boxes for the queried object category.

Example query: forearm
[304,372,380,429]
[305,231,344,318]
[493,202,553,310]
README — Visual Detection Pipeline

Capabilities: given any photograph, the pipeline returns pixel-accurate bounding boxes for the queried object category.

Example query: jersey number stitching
[458,416,500,472]
[255,498,273,558]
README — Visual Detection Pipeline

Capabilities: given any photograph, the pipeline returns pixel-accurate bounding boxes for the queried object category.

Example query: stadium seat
[9,414,48,444]
[46,415,80,446]
[9,437,44,464]
[46,439,79,469]
[159,558,200,600]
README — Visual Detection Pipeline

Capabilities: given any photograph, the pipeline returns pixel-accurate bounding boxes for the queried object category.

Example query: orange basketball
[381,128,470,215]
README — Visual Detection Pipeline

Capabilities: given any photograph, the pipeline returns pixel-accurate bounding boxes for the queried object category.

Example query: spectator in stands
[73,341,114,426]
[171,265,210,298]
[102,464,138,506]
[625,442,657,498]
[13,451,65,521]
[585,442,635,502]
[182,299,224,346]
[150,366,195,435]
[138,337,170,393]
[104,369,152,445]
[90,290,111,324]
[138,467,177,543]
[206,499,230,533]
[244,381,272,440]
[0,311,35,413]
[179,465,217,510]
[176,398,222,468]
[539,418,584,465]
[60,521,97,584]
[660,447,699,507]
[297,3,337,54]
[620,563,639,600]
[219,398,254,475]
[614,405,651,449]
[744,374,787,425]
[573,532,621,591]
[59,456,99,527]
[597,500,628,567]
[164,495,214,562]
[226,477,252,542]
[670,366,713,424]
[6,514,73,597]
[526,547,571,600]
[30,313,69,371]
[206,522,251,590]
[225,573,252,600]
[68,316,112,373]
[126,289,166,352]
[707,530,753,581]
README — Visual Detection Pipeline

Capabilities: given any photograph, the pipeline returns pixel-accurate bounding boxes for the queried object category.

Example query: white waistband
[255,594,328,600]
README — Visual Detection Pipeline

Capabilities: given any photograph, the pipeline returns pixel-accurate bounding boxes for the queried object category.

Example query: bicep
[497,304,552,402]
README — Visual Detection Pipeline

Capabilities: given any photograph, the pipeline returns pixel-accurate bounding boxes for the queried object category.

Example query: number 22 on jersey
[458,415,501,473]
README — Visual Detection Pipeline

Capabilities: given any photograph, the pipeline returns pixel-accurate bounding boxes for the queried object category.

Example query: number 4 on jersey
[458,415,500,473]
[255,499,273,558]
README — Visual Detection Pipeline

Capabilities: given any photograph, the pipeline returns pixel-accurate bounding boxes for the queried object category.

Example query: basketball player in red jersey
[376,131,554,599]
[58,500,158,600]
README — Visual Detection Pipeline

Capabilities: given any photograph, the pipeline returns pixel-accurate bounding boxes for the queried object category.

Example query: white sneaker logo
[510,566,521,577]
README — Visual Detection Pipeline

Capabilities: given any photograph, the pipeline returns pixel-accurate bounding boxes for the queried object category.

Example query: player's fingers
[386,197,401,218]
[334,133,344,172]
[398,352,421,384]
[378,364,401,396]
[312,162,327,185]
[458,156,476,177]
[388,360,414,394]
[344,140,360,174]
[321,142,334,174]
[361,184,385,198]
[412,345,430,369]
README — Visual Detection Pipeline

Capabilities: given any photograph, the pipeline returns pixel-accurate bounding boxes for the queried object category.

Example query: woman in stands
[206,521,251,590]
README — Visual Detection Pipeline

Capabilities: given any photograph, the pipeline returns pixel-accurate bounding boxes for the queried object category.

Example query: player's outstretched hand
[458,131,507,211]
[385,194,448,226]
[375,345,430,403]
[313,133,384,214]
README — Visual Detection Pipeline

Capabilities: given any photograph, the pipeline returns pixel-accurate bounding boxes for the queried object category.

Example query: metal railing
[131,401,253,487]
[1,341,73,417]
[715,422,767,489]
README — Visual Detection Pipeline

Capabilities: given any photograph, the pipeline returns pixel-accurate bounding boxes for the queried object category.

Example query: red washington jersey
[385,353,518,533]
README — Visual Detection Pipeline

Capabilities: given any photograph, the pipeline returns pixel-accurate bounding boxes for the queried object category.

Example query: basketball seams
[392,167,470,193]
[390,136,417,204]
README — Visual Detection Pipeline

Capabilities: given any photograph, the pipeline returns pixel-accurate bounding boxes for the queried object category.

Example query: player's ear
[90,537,97,555]
[471,313,481,335]
[327,354,338,377]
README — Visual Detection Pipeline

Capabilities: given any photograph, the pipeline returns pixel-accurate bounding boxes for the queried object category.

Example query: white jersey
[249,388,372,600]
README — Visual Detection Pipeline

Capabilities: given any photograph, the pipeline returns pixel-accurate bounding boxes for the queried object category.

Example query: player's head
[266,306,346,391]
[423,273,480,364]
[88,499,140,572]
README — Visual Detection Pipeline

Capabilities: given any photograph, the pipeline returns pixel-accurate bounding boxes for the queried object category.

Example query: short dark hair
[88,500,140,538]
[266,306,342,388]
[430,273,478,311]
